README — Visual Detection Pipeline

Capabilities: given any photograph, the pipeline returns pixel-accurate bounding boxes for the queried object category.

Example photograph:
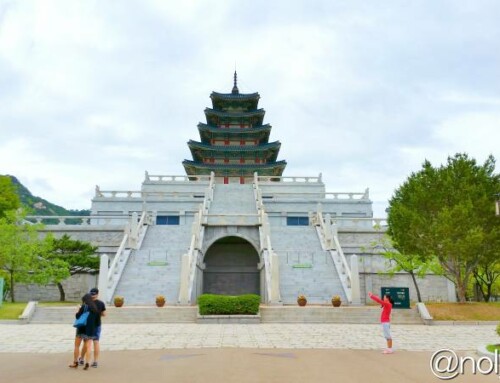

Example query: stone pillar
[270,253,281,304]
[98,254,109,304]
[350,254,361,305]
[178,254,191,305]
[129,212,138,249]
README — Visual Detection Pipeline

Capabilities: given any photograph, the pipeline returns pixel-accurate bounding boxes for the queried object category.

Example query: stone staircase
[29,306,197,324]
[260,306,422,324]
[28,305,421,324]
[112,225,193,304]
[271,226,346,304]
[208,184,258,217]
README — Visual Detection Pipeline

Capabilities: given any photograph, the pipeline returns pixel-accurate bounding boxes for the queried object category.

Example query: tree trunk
[57,282,66,302]
[409,271,422,302]
[456,280,467,303]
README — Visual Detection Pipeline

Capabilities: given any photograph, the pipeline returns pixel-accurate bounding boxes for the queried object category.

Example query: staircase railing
[106,211,149,302]
[253,172,281,304]
[314,206,354,303]
[179,172,215,304]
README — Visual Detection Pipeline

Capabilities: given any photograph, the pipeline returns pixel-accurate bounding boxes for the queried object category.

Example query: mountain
[7,175,90,216]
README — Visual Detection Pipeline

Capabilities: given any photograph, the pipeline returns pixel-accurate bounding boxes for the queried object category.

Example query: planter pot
[156,300,165,307]
[114,299,124,308]
[332,300,341,307]
[297,298,307,307]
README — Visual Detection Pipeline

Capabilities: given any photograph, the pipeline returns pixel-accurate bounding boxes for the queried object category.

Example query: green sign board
[0,278,3,307]
[381,287,410,309]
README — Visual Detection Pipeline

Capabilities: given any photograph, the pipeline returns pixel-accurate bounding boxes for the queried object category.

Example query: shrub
[198,294,260,315]
[497,322,500,337]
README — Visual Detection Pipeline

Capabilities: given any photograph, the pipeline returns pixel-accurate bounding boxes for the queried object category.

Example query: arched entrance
[203,236,260,296]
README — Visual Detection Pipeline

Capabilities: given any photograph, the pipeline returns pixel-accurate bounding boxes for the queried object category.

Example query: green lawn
[0,301,79,320]
[426,302,500,321]
[487,344,500,353]
[0,302,26,320]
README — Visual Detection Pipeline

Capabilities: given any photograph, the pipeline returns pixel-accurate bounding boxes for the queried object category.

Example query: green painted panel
[292,264,313,269]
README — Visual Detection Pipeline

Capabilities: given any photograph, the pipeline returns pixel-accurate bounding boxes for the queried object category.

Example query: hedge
[198,294,260,315]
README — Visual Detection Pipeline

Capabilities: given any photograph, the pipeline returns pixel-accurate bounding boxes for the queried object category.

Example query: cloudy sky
[1,0,499,217]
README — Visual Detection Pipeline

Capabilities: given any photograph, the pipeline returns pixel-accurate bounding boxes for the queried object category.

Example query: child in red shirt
[368,291,394,354]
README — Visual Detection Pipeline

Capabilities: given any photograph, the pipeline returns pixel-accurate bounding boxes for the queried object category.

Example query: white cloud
[0,0,499,217]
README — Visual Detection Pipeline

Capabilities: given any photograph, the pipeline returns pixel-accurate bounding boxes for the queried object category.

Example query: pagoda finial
[232,71,239,94]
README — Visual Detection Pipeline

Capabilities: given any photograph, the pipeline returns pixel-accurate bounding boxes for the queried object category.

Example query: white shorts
[382,323,391,340]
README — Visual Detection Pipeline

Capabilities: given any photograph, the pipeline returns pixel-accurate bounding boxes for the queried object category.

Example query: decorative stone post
[270,253,281,304]
[129,212,138,249]
[350,254,361,305]
[98,254,109,304]
[178,254,191,305]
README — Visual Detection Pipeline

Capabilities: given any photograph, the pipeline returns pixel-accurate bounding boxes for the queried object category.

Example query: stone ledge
[19,301,37,324]
[197,314,261,324]
[477,345,500,362]
[433,320,499,326]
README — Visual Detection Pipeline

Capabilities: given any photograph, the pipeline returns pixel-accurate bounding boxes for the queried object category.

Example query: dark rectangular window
[156,216,180,225]
[286,217,309,226]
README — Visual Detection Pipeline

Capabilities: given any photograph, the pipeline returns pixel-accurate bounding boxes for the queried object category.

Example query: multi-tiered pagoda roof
[183,72,286,182]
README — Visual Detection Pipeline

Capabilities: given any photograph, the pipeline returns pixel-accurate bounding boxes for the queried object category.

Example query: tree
[44,234,99,301]
[0,175,20,217]
[371,235,442,302]
[472,225,500,301]
[0,210,68,302]
[388,153,500,303]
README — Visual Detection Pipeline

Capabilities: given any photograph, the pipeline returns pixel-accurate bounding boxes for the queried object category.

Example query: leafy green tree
[371,235,442,302]
[0,175,20,217]
[472,226,500,301]
[0,210,68,302]
[44,234,98,301]
[388,153,500,303]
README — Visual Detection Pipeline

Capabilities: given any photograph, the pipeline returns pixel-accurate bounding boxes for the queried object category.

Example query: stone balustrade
[25,215,131,226]
[260,191,369,200]
[257,175,321,183]
[144,172,211,183]
[330,217,388,229]
[94,190,206,199]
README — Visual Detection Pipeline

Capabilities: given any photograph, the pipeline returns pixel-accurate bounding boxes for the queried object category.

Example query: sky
[1,0,499,217]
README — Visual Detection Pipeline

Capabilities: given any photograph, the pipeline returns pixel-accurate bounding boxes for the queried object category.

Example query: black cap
[90,288,99,295]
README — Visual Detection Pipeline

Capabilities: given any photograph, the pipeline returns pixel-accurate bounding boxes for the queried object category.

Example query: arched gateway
[203,236,260,296]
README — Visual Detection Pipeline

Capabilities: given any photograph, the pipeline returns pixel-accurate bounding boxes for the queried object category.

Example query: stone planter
[114,297,124,307]
[297,298,307,307]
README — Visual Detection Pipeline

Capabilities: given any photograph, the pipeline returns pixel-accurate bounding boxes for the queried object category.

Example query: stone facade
[11,273,98,302]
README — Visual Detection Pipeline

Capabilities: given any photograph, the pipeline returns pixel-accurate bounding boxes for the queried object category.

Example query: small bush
[198,294,260,315]
[497,322,500,337]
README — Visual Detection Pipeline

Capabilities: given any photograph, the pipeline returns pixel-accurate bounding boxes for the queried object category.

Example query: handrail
[108,233,129,284]
[254,172,280,304]
[183,172,215,304]
[315,208,352,302]
[106,211,150,302]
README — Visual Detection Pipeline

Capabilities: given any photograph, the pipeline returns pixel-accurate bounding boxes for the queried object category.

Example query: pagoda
[182,72,287,183]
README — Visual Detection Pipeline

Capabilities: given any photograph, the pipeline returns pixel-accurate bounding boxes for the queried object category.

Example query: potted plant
[331,295,342,307]
[155,295,166,307]
[297,294,307,307]
[114,296,124,307]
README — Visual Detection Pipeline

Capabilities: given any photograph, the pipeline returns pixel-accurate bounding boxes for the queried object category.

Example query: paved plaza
[0,323,496,352]
[1,323,498,383]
